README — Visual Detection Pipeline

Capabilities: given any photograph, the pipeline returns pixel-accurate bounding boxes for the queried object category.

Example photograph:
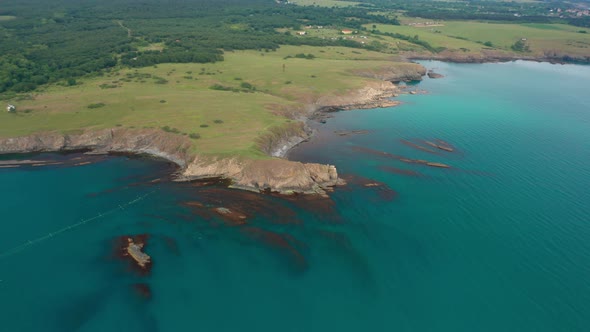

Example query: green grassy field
[369,23,486,53]
[369,21,590,56]
[286,27,426,53]
[436,21,590,55]
[0,16,16,21]
[0,46,399,158]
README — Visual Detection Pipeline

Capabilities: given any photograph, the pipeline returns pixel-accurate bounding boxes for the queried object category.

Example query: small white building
[6,104,16,112]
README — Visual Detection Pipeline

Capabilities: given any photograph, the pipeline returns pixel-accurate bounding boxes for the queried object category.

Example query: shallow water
[1,61,590,331]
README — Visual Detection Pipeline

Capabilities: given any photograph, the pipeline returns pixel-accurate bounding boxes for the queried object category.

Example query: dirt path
[115,20,132,38]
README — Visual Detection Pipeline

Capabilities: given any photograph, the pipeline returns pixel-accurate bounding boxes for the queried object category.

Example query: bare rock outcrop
[182,157,342,195]
[351,62,427,82]
[315,80,401,111]
[427,71,444,79]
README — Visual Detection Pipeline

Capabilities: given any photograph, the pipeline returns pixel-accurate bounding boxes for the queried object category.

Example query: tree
[511,39,530,52]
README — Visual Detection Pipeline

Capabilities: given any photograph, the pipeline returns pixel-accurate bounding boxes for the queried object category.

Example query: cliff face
[0,128,191,166]
[0,129,342,196]
[310,62,426,112]
[315,80,402,111]
[351,62,427,82]
[182,157,341,195]
[255,122,310,158]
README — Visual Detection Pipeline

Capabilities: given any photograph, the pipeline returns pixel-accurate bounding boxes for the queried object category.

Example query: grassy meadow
[369,21,590,56]
[0,46,399,158]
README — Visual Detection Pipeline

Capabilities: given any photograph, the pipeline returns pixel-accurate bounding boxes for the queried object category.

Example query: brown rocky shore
[0,63,428,196]
[0,128,342,195]
[405,49,590,65]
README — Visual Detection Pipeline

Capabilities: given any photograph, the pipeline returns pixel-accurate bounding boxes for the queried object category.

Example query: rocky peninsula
[0,63,427,196]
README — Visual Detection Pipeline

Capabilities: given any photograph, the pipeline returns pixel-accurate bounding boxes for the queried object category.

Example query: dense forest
[357,0,585,24]
[0,0,397,94]
[1,0,589,95]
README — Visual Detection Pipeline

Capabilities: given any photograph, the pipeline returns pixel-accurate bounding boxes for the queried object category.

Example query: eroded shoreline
[0,63,429,196]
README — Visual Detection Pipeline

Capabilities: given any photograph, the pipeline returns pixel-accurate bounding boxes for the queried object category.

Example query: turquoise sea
[1,61,590,331]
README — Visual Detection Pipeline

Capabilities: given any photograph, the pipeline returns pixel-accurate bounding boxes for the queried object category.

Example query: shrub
[240,82,254,90]
[159,100,166,103]
[161,126,180,134]
[209,84,232,91]
[87,103,106,109]
[200,124,209,128]
[213,119,224,124]
[294,53,315,59]
[189,133,201,139]
[511,39,530,52]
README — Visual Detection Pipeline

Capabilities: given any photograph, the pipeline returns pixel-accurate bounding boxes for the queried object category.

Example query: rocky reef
[114,234,152,275]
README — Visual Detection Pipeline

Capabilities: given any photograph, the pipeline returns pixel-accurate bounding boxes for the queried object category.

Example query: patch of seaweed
[241,226,308,274]
[378,165,423,177]
[399,139,439,155]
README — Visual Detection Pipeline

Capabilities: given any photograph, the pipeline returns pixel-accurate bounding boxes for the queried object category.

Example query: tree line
[0,0,398,95]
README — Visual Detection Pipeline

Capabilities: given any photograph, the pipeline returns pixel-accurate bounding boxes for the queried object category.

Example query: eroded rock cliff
[0,128,191,166]
[351,62,427,83]
[0,128,342,195]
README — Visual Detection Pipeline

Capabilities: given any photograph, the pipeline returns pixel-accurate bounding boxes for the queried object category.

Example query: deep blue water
[1,61,590,331]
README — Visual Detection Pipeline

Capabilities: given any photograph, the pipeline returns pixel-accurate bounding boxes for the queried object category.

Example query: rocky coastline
[405,50,590,65]
[0,129,342,196]
[0,63,428,196]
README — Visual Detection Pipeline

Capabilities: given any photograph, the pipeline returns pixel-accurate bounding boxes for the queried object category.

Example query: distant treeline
[373,30,443,53]
[569,17,590,28]
[356,0,581,24]
[0,0,398,94]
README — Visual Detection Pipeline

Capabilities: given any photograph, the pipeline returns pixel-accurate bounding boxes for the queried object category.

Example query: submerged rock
[334,130,370,137]
[132,283,152,300]
[427,71,444,79]
[213,207,248,226]
[425,162,451,168]
[379,165,422,177]
[424,140,455,152]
